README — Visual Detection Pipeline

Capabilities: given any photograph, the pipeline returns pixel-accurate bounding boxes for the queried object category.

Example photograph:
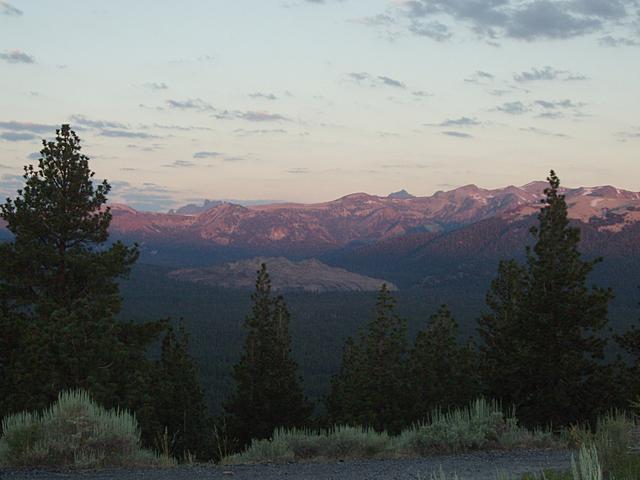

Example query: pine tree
[0,125,165,428]
[407,305,479,423]
[479,171,613,427]
[224,264,311,447]
[325,336,366,426]
[150,321,213,460]
[327,284,407,432]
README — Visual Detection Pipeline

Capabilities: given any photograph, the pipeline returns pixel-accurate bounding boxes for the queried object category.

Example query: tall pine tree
[479,171,613,427]
[149,321,213,460]
[224,264,311,447]
[327,284,407,432]
[406,305,479,423]
[0,125,165,428]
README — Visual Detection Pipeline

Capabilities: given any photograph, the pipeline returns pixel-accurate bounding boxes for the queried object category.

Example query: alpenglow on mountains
[97,182,640,254]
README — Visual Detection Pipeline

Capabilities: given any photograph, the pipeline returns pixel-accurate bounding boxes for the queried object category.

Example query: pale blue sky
[1,0,639,210]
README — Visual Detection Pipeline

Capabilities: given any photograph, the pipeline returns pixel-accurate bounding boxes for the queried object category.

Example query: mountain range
[2,181,639,289]
[103,181,640,254]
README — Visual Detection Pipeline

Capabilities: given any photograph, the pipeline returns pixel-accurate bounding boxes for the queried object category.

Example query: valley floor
[0,449,571,480]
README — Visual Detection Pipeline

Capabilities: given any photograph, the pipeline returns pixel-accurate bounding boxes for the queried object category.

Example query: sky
[1,0,639,211]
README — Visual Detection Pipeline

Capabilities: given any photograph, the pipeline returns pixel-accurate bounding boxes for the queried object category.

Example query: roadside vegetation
[0,390,172,468]
[225,399,556,464]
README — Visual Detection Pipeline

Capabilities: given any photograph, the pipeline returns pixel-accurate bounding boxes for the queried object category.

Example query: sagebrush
[0,390,171,468]
[225,399,556,464]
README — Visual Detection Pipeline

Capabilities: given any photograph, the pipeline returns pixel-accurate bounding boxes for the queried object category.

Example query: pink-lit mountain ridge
[102,182,640,255]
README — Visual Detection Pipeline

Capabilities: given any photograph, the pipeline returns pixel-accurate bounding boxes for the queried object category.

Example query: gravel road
[0,449,572,480]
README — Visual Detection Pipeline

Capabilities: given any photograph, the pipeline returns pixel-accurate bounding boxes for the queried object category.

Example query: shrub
[225,399,558,464]
[571,445,602,480]
[225,425,391,464]
[395,399,556,455]
[0,390,172,468]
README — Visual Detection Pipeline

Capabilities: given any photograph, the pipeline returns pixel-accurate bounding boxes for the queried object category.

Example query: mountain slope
[168,257,395,292]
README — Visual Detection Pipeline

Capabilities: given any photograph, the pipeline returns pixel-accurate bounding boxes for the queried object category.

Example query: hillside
[168,257,395,292]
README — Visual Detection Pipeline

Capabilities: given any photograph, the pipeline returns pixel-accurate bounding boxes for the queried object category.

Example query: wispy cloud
[287,167,309,174]
[377,75,406,88]
[495,101,530,115]
[109,180,178,212]
[99,129,158,139]
[236,111,290,122]
[599,35,639,46]
[534,99,586,109]
[617,127,640,141]
[426,117,481,128]
[442,131,473,138]
[143,82,169,90]
[412,90,432,98]
[193,151,222,159]
[164,160,196,168]
[465,70,495,84]
[70,115,127,130]
[0,121,56,134]
[0,1,22,16]
[0,132,38,141]
[519,126,569,138]
[166,98,216,111]
[0,50,35,64]
[233,128,288,136]
[249,92,278,100]
[514,66,589,82]
[346,72,407,89]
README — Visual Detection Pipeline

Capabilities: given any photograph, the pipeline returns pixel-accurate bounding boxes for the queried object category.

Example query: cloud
[152,123,213,131]
[408,20,452,40]
[166,98,216,111]
[348,72,372,83]
[465,70,495,84]
[519,126,569,137]
[0,50,35,64]
[0,174,24,198]
[495,101,530,114]
[377,75,406,88]
[386,0,639,43]
[287,167,309,174]
[233,128,288,136]
[109,180,178,212]
[1,1,21,15]
[99,129,158,139]
[441,130,473,138]
[514,66,589,82]
[193,151,222,159]
[599,34,640,46]
[537,111,565,119]
[164,160,196,168]
[249,92,278,100]
[70,115,127,130]
[427,116,481,127]
[346,72,408,89]
[143,82,169,90]
[0,132,38,141]
[617,127,640,141]
[0,121,56,134]
[534,99,586,109]
[237,111,290,122]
